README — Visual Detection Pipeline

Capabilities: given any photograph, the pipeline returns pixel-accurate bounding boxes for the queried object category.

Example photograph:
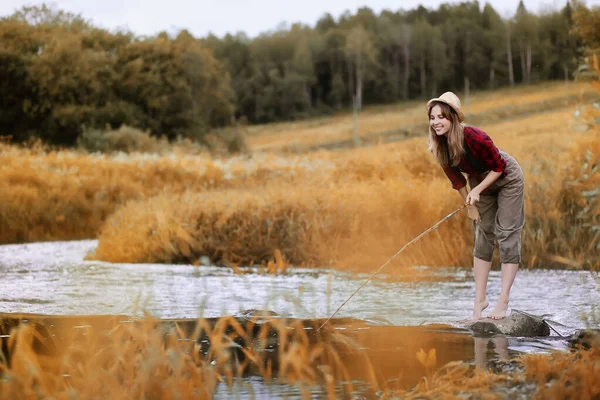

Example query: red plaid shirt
[442,126,507,190]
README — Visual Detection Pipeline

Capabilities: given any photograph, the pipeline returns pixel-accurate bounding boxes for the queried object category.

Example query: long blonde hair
[427,102,464,167]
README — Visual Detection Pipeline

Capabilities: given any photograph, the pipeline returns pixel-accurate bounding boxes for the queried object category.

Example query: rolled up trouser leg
[473,194,498,262]
[495,157,525,264]
[469,151,525,264]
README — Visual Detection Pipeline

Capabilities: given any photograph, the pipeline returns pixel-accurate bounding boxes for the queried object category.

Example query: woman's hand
[467,205,481,223]
[466,188,481,205]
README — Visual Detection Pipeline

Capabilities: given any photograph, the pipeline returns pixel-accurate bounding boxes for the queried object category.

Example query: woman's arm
[458,186,468,202]
[459,186,481,222]
[466,170,502,204]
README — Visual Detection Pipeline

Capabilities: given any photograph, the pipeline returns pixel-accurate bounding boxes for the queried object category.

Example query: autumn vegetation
[0,0,586,147]
[1,312,599,399]
[2,80,597,271]
[1,0,599,398]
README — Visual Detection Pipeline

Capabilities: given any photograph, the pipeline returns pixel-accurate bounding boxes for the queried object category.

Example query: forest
[0,0,590,146]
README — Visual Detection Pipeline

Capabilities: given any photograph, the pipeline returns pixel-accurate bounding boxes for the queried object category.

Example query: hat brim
[426,99,465,122]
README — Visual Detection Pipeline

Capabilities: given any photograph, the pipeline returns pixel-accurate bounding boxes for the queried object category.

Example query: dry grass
[1,70,599,398]
[0,143,327,244]
[2,313,598,399]
[520,347,600,399]
[90,174,467,273]
[392,347,600,399]
[0,314,370,399]
[245,81,594,151]
[1,81,598,272]
[90,104,599,271]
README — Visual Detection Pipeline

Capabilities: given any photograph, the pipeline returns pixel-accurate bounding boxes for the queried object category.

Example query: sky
[1,0,599,39]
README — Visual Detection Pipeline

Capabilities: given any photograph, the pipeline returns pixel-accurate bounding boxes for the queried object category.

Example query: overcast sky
[1,0,599,39]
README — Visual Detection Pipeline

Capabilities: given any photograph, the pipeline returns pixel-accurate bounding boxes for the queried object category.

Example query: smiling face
[429,104,452,136]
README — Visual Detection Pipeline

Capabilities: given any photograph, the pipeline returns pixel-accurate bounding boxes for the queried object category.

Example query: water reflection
[474,336,510,369]
[0,312,574,396]
[0,312,498,392]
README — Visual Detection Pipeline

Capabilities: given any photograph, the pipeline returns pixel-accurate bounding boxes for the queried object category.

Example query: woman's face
[429,104,451,136]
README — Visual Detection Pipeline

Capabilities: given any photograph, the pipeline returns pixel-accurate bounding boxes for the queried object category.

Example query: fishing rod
[317,203,469,332]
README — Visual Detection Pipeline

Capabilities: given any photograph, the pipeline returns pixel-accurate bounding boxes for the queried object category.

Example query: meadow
[1,81,598,272]
[1,80,599,399]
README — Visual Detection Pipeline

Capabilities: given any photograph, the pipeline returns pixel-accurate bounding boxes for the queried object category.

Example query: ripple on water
[1,240,598,335]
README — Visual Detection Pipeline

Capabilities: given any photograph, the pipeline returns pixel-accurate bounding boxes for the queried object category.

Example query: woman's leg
[471,191,498,320]
[488,263,518,319]
[488,159,525,320]
[472,257,491,320]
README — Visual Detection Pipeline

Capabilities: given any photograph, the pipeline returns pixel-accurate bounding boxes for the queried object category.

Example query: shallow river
[1,240,599,397]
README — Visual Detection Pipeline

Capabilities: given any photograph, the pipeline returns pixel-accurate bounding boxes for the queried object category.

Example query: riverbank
[1,312,598,399]
[2,95,598,271]
[2,238,598,398]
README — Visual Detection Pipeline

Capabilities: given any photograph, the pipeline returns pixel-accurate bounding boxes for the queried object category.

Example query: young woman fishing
[426,92,525,321]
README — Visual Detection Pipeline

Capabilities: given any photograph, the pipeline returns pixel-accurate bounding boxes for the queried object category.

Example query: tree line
[0,1,591,146]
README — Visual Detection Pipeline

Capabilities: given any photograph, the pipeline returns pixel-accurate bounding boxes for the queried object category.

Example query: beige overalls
[467,151,525,264]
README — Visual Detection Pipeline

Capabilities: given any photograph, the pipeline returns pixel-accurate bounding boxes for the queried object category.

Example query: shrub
[76,125,168,154]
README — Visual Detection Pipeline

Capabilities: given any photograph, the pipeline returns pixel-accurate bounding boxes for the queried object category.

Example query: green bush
[202,126,249,155]
[76,125,167,154]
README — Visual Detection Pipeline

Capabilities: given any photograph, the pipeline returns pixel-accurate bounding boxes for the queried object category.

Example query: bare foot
[470,298,489,321]
[488,300,510,320]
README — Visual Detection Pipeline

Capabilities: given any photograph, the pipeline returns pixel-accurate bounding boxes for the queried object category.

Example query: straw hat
[426,91,465,122]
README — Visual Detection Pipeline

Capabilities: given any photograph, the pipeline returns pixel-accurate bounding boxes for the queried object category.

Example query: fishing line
[317,203,468,332]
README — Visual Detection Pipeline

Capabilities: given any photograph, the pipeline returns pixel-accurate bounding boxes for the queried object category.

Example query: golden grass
[0,314,369,399]
[245,81,594,151]
[520,347,600,399]
[2,313,598,399]
[392,347,600,399]
[0,144,328,244]
[1,81,598,272]
[1,80,598,399]
[90,173,468,272]
[90,103,599,271]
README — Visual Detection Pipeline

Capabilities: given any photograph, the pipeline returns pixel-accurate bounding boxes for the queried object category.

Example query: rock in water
[467,310,550,337]
[569,329,600,350]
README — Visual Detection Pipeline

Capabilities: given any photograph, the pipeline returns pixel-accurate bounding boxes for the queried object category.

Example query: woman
[426,92,525,321]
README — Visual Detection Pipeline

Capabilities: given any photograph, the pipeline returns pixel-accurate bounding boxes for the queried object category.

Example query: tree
[24,27,125,144]
[514,0,539,83]
[292,35,315,107]
[329,72,345,108]
[429,26,449,96]
[0,47,38,141]
[203,32,256,120]
[116,34,234,140]
[571,0,600,48]
[0,1,591,139]
[375,15,411,101]
[345,26,377,111]
[5,3,90,31]
[315,13,336,33]
[412,19,431,98]
[482,3,507,88]
[505,19,516,86]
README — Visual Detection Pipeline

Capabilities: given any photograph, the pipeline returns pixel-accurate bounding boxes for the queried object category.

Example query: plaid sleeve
[465,127,507,173]
[442,165,467,190]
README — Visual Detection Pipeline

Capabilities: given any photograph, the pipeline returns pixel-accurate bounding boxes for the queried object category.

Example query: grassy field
[0,80,599,398]
[245,81,595,152]
[2,81,598,271]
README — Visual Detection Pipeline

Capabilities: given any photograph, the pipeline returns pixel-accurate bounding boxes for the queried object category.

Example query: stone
[568,328,600,350]
[465,310,550,337]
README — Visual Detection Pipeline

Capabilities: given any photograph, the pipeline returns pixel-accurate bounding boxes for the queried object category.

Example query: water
[1,240,599,396]
[1,240,598,334]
